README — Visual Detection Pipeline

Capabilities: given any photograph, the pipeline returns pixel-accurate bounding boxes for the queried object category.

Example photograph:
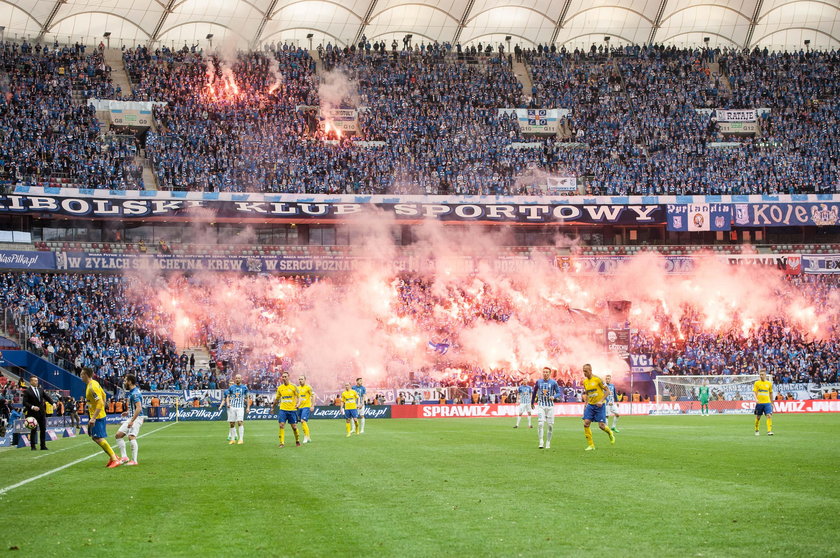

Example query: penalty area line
[0,422,177,496]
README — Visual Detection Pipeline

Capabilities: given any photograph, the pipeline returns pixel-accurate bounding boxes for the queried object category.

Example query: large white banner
[322,108,359,132]
[497,108,571,135]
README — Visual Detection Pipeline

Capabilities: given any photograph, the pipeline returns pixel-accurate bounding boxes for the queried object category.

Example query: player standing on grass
[297,376,315,443]
[341,382,360,437]
[582,364,616,451]
[698,380,711,416]
[531,367,560,449]
[272,373,301,447]
[604,374,620,432]
[115,374,143,465]
[352,377,367,434]
[222,374,251,444]
[80,368,121,468]
[753,370,774,436]
[514,380,533,428]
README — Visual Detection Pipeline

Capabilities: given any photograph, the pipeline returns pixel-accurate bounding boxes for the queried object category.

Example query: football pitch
[1,415,838,557]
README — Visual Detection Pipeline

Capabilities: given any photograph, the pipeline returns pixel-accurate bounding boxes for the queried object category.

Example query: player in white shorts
[116,374,144,465]
[514,382,533,428]
[604,374,620,432]
[221,374,251,444]
[531,367,561,449]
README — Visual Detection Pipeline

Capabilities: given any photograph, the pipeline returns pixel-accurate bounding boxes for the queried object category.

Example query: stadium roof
[1,0,839,52]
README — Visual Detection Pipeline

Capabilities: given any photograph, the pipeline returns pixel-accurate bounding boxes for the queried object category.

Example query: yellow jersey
[275,383,299,411]
[298,384,313,408]
[85,379,107,419]
[583,375,607,405]
[753,380,773,404]
[341,389,358,410]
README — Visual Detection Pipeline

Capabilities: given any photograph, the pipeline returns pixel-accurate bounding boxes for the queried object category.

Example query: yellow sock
[96,438,116,460]
[346,422,351,435]
[301,422,310,437]
[279,428,285,445]
[355,419,360,434]
[754,417,760,431]
[293,429,300,443]
[584,426,594,446]
[603,425,613,436]
[767,416,773,431]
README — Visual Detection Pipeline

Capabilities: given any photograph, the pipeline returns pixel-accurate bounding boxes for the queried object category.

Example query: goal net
[653,375,760,414]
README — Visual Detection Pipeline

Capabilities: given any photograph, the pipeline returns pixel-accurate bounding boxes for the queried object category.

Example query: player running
[352,377,367,434]
[604,374,620,432]
[272,373,301,447]
[753,370,774,436]
[297,376,315,443]
[698,380,711,416]
[582,364,616,451]
[115,374,144,465]
[221,374,251,444]
[341,382,361,437]
[514,381,533,429]
[531,367,561,449]
[80,368,121,468]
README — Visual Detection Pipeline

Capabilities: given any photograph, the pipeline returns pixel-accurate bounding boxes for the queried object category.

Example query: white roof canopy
[1,0,838,51]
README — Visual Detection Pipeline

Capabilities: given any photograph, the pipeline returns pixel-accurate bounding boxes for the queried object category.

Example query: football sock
[611,416,619,428]
[546,425,553,444]
[97,438,117,460]
[527,416,532,427]
[603,425,613,437]
[293,429,300,443]
[130,439,138,462]
[584,426,594,446]
[355,419,360,434]
[538,423,544,443]
[767,416,773,431]
[229,426,236,440]
[516,416,521,427]
[360,417,365,432]
[279,428,285,445]
[238,425,244,441]
[116,437,127,458]
[301,421,310,438]
[346,422,352,435]
[754,417,760,431]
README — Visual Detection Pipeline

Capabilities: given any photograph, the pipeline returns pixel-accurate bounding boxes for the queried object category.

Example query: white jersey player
[514,382,533,428]
[221,374,251,444]
[604,374,620,432]
[116,374,144,465]
[532,367,561,449]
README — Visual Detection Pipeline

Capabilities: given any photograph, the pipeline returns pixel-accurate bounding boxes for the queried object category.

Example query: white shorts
[606,403,619,415]
[117,416,145,438]
[518,402,533,414]
[227,407,245,423]
[537,406,555,424]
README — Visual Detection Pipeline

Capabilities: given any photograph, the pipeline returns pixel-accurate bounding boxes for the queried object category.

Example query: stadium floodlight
[704,36,710,43]
[206,33,214,48]
[103,31,111,48]
[604,36,610,42]
[804,39,811,51]
[306,33,314,50]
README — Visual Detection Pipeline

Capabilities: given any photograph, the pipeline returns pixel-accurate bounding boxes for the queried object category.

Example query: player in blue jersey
[514,381,533,429]
[352,377,367,434]
[531,367,561,449]
[221,374,251,445]
[115,374,144,465]
[604,374,620,433]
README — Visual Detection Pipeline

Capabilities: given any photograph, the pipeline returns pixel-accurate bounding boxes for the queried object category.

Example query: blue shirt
[226,384,249,408]
[351,385,367,405]
[532,379,561,407]
[517,385,532,402]
[605,383,618,403]
[128,386,144,415]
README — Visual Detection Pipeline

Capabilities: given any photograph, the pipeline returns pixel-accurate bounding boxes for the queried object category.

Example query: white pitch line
[0,422,177,496]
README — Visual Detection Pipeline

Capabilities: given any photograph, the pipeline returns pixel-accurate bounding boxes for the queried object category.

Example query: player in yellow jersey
[340,382,360,437]
[297,376,315,444]
[81,368,121,468]
[271,373,301,447]
[581,364,616,451]
[753,370,774,436]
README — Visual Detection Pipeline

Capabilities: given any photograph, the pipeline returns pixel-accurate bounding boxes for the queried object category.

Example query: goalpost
[653,375,760,414]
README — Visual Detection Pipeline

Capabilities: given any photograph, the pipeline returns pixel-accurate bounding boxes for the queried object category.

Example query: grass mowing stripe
[0,422,176,496]
[33,438,91,459]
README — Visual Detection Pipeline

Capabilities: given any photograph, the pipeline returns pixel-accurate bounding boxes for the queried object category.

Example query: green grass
[1,415,839,557]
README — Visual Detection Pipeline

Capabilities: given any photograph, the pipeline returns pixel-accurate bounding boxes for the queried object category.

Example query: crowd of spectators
[0,40,143,190]
[0,38,838,195]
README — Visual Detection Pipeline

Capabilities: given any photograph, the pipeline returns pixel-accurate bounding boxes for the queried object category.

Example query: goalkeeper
[698,381,711,416]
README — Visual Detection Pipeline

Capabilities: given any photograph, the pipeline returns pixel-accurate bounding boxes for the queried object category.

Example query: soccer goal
[653,375,760,415]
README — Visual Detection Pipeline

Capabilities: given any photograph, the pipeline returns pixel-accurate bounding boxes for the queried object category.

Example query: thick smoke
[123,216,839,392]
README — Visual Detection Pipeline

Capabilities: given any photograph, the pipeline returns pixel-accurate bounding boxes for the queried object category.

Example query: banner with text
[0,250,56,270]
[715,109,757,122]
[802,254,840,274]
[666,203,732,231]
[733,202,840,227]
[322,108,359,132]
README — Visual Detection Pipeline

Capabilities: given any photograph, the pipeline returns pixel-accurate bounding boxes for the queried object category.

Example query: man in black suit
[23,375,53,451]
